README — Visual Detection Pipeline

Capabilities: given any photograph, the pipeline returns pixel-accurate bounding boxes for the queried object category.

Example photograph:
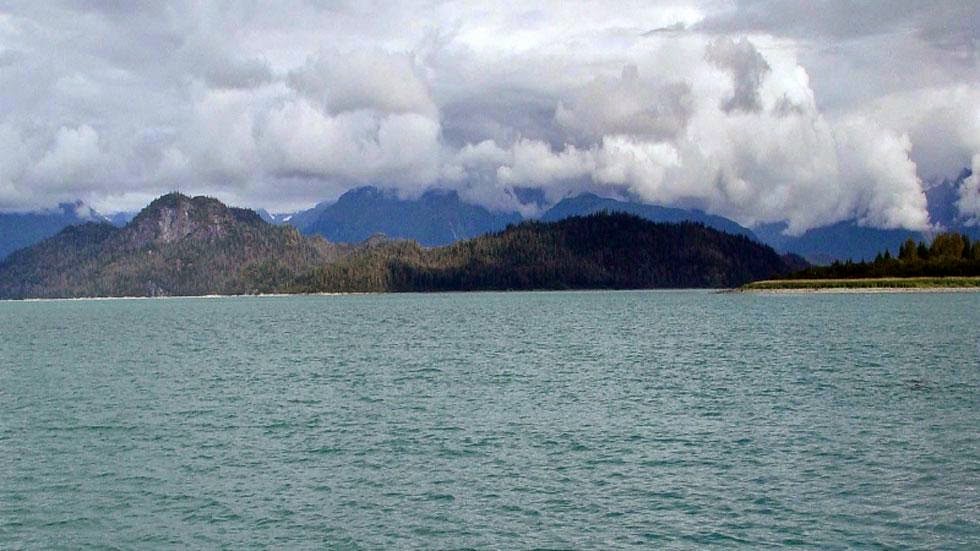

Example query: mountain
[276,202,330,231]
[540,193,757,239]
[924,168,970,229]
[0,193,345,299]
[777,230,980,281]
[283,188,755,248]
[754,221,923,264]
[923,168,980,239]
[292,212,794,293]
[106,211,138,227]
[0,201,108,260]
[0,195,795,298]
[254,208,295,226]
[298,187,522,246]
[286,187,980,264]
[754,168,980,264]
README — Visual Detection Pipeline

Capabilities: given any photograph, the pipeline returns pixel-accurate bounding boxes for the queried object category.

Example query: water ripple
[0,290,977,548]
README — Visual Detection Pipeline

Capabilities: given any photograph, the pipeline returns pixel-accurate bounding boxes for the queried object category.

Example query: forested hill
[777,232,980,280]
[0,195,796,298]
[290,213,795,293]
[0,193,345,299]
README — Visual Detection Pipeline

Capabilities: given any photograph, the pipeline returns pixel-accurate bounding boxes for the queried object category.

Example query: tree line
[289,213,792,293]
[785,231,980,279]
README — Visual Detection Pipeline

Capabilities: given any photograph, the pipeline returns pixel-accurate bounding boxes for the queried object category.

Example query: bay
[1,291,978,548]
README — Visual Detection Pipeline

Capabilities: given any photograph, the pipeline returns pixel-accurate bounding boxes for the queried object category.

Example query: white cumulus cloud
[0,0,973,226]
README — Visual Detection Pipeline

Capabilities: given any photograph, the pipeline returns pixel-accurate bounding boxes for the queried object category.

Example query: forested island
[0,193,795,299]
[742,232,980,290]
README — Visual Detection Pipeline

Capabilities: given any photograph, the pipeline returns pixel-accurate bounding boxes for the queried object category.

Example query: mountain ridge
[0,194,796,298]
[296,187,523,246]
[293,212,794,292]
[0,201,109,260]
[6,169,976,266]
[539,193,757,239]
[279,185,758,245]
[0,193,346,299]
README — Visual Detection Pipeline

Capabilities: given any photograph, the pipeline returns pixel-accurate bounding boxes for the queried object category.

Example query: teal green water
[1,291,978,549]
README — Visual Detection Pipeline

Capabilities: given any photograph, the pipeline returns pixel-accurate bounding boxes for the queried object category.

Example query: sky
[0,0,978,232]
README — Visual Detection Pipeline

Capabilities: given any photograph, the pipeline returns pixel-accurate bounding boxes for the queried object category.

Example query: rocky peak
[125,193,264,247]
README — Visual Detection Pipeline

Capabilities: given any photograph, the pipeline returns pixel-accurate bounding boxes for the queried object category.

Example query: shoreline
[4,286,979,301]
[738,276,980,294]
[738,286,980,295]
[9,292,361,303]
[2,288,725,302]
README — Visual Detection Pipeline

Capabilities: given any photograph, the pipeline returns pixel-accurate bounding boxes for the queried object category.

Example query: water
[1,291,978,549]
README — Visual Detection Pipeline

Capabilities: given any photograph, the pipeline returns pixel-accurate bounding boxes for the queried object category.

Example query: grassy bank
[740,276,980,291]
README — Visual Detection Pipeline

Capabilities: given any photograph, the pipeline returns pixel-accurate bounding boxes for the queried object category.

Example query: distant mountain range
[294,213,793,293]
[756,169,979,263]
[274,187,754,246]
[539,193,757,239]
[753,221,923,265]
[276,183,978,263]
[0,193,795,298]
[926,167,973,229]
[0,201,110,260]
[290,187,523,246]
[2,168,976,263]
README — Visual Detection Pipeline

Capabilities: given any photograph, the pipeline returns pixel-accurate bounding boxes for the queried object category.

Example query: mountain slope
[1,202,795,297]
[298,187,522,246]
[753,167,976,265]
[0,201,108,260]
[0,193,345,299]
[756,221,980,265]
[285,188,756,246]
[294,213,792,292]
[753,221,924,264]
[924,167,979,230]
[540,193,757,240]
[105,211,138,227]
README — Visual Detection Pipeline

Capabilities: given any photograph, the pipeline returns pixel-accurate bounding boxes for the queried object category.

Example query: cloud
[555,64,693,142]
[862,85,980,181]
[261,99,444,190]
[288,49,437,117]
[425,31,933,233]
[694,0,979,48]
[477,106,931,234]
[957,155,980,225]
[201,56,273,90]
[833,118,929,231]
[0,0,973,229]
[31,125,109,188]
[0,48,24,68]
[182,89,262,183]
[705,36,770,113]
[497,139,592,187]
[0,123,32,208]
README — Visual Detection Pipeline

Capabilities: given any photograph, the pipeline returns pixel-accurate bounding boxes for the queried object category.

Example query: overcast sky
[0,1,978,231]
